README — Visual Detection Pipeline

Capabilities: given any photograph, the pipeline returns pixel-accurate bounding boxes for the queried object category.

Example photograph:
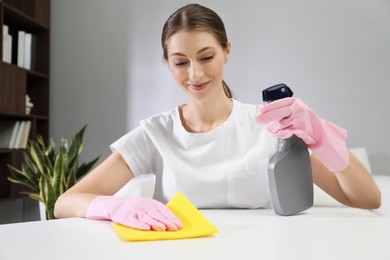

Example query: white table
[0,207,389,260]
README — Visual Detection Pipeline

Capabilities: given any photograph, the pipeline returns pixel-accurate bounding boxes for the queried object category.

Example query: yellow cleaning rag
[112,192,218,241]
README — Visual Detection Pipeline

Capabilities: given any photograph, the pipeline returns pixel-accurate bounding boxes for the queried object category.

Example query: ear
[224,40,231,63]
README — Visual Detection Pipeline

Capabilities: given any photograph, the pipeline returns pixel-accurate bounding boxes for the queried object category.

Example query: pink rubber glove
[86,196,183,231]
[255,97,349,172]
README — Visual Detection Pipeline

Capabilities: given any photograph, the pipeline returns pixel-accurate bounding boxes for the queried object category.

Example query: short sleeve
[110,126,158,176]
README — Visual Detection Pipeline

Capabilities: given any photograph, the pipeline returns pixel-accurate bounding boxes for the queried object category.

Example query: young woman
[54,4,381,231]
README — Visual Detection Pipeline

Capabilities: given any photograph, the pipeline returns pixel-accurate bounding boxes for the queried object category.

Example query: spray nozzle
[262,83,294,103]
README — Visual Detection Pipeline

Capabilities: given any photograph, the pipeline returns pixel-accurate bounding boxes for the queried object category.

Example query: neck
[180,95,233,133]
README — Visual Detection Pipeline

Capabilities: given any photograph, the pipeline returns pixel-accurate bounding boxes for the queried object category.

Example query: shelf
[0,61,49,79]
[0,0,50,205]
[0,111,49,120]
[0,148,26,154]
[27,69,49,80]
[2,3,49,32]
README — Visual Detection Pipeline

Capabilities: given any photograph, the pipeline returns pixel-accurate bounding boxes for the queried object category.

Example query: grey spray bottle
[263,84,313,216]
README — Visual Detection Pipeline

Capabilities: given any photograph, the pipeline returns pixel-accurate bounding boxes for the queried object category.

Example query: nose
[188,62,204,81]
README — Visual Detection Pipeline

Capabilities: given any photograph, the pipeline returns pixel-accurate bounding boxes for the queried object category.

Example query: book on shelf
[17,31,25,67]
[16,30,34,69]
[0,121,18,148]
[9,121,20,149]
[18,121,31,149]
[2,25,12,64]
[24,32,32,69]
[0,120,32,149]
[13,121,25,148]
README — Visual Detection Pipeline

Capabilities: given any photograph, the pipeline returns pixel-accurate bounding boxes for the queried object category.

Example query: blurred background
[50,0,390,176]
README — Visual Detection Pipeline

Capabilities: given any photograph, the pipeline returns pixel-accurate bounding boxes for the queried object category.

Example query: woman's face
[166,30,230,100]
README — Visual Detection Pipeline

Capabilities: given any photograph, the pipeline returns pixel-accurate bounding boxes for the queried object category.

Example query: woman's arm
[54,151,134,218]
[312,151,381,209]
[255,97,381,210]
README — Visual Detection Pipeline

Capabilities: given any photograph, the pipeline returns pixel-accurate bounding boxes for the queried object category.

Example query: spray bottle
[263,84,313,216]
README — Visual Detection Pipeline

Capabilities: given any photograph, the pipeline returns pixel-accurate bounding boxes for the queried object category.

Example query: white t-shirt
[110,99,277,209]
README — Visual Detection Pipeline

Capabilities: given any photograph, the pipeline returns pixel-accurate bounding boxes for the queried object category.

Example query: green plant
[7,125,100,220]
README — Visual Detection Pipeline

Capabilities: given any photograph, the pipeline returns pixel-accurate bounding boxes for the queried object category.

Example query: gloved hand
[255,97,349,172]
[86,196,183,231]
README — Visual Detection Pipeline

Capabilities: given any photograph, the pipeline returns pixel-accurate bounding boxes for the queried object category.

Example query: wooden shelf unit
[0,0,50,199]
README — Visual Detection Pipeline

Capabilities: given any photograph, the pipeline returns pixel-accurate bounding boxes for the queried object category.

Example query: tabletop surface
[0,207,389,260]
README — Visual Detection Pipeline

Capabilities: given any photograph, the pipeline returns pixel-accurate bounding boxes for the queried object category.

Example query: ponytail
[222,80,233,98]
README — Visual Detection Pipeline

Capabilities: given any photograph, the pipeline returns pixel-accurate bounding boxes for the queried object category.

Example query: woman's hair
[161,4,232,98]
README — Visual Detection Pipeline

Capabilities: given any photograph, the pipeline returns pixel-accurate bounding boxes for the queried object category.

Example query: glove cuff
[85,196,122,220]
[308,120,349,172]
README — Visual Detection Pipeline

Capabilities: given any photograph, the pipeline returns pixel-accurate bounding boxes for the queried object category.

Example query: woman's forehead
[166,30,221,56]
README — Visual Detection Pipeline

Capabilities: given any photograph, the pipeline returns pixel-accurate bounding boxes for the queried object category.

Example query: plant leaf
[24,192,41,201]
[6,125,99,219]
[64,125,87,177]
[30,141,46,174]
[7,176,38,192]
[39,175,46,204]
[65,169,77,190]
[7,164,38,191]
[45,138,56,166]
[44,176,56,219]
[23,152,40,178]
[52,145,64,197]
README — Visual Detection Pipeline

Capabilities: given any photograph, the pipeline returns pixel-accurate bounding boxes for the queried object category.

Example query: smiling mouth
[188,81,210,91]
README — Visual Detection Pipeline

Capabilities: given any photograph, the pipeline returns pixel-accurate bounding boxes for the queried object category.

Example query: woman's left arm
[311,151,381,209]
[255,97,381,209]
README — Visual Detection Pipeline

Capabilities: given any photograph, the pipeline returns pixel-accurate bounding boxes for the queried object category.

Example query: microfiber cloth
[112,192,218,241]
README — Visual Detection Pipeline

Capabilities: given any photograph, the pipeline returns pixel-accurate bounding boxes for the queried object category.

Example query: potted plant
[7,125,100,220]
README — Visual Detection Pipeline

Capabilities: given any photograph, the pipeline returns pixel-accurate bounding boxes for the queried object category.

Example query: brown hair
[161,4,232,98]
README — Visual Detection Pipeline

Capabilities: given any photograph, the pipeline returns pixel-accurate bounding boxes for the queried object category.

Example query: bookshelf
[0,0,50,199]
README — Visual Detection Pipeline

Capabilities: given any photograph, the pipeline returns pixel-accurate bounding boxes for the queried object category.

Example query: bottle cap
[262,83,294,102]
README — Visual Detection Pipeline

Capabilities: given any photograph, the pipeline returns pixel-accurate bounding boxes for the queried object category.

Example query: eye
[173,61,188,67]
[201,56,214,62]
[172,59,189,67]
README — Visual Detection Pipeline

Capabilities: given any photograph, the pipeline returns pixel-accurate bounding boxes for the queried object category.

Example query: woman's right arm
[54,151,134,218]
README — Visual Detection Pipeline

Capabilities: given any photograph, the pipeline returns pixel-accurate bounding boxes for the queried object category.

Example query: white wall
[51,0,390,175]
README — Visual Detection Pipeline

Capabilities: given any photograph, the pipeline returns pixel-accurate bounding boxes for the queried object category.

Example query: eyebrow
[169,47,216,57]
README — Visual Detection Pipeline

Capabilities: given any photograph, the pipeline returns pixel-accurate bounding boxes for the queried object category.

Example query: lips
[188,81,210,91]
